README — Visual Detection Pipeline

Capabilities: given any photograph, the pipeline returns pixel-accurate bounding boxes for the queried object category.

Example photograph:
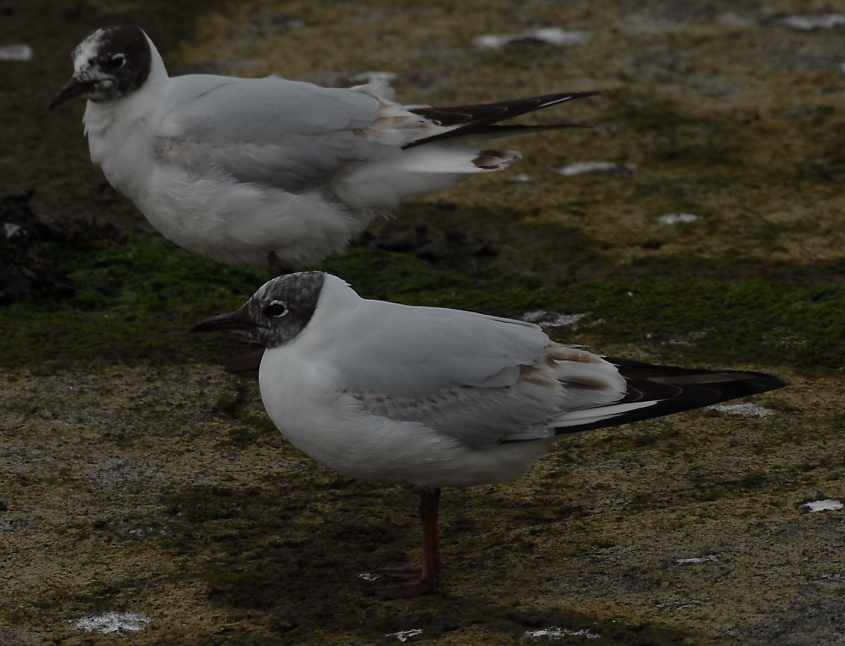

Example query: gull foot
[358,564,437,598]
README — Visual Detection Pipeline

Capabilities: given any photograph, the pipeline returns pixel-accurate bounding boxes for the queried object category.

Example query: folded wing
[320,297,626,446]
[154,74,394,191]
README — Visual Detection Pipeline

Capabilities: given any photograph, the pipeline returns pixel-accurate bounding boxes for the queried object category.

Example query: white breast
[136,165,365,266]
[84,100,158,204]
[86,109,369,267]
[257,345,550,488]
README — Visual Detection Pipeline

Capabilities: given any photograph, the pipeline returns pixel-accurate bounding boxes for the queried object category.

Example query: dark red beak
[48,77,96,110]
[190,305,255,334]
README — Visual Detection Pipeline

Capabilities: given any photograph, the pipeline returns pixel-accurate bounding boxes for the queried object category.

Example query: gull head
[191,272,326,349]
[49,25,152,110]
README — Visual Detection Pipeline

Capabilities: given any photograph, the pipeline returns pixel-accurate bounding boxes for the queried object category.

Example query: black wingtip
[609,359,787,395]
[404,90,601,149]
[552,360,786,437]
[549,90,601,103]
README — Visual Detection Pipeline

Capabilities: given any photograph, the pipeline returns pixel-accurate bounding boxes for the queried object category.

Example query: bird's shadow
[349,201,611,285]
[159,480,689,644]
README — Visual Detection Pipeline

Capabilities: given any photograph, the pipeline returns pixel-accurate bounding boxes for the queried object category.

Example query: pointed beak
[48,76,96,110]
[190,305,256,334]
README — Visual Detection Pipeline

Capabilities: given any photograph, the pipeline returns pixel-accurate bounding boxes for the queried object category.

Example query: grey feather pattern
[304,278,625,447]
[155,75,386,191]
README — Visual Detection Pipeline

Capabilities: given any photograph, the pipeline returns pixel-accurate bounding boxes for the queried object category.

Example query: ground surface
[2,0,844,644]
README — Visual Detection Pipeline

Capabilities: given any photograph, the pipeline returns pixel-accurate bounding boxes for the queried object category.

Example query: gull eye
[264,300,288,318]
[103,53,126,70]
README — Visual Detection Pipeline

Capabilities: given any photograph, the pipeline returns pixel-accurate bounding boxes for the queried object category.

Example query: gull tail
[332,146,522,209]
[403,91,598,149]
[552,360,785,435]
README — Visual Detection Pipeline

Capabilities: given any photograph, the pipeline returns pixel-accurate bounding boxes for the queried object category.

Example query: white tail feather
[332,146,520,208]
[554,400,659,428]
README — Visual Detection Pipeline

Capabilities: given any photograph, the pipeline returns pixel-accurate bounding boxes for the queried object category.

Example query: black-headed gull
[50,25,597,271]
[192,272,785,594]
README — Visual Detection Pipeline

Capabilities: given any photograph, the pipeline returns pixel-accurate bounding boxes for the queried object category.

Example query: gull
[49,24,597,271]
[192,272,785,594]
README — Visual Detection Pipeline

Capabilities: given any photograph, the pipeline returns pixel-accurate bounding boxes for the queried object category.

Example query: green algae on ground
[3,0,845,644]
[2,232,843,370]
[158,480,693,645]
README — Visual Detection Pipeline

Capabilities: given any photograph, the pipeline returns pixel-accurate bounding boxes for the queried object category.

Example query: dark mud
[2,1,844,645]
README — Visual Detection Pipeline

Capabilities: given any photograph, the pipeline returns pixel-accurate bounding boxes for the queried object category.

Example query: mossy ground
[2,1,844,644]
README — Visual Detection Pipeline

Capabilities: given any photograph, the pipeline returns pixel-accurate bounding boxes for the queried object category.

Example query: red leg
[419,488,441,587]
[359,488,442,597]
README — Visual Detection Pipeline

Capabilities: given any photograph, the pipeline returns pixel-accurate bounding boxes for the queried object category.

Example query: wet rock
[0,191,70,303]
[0,191,125,304]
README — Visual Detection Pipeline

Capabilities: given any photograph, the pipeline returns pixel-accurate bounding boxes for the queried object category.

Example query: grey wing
[324,300,569,446]
[155,74,391,191]
[351,380,564,447]
[329,299,550,395]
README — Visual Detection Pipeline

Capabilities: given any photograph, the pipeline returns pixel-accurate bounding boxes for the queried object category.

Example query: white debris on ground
[350,71,397,100]
[658,213,700,225]
[385,628,423,642]
[3,222,23,239]
[778,14,845,31]
[655,596,703,610]
[522,310,589,328]
[357,572,382,583]
[557,161,633,176]
[708,402,773,417]
[801,499,843,513]
[73,612,150,634]
[524,626,601,640]
[675,555,719,565]
[474,28,589,49]
[0,45,32,61]
[350,71,397,84]
[510,173,533,183]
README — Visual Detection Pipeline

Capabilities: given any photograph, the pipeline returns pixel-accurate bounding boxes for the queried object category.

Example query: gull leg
[361,488,442,597]
[419,487,441,588]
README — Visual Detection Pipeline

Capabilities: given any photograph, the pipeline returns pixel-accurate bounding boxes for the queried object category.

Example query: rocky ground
[1,0,844,644]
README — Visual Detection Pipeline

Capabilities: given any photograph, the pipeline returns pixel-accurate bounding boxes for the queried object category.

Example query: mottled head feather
[246,272,326,348]
[70,25,152,101]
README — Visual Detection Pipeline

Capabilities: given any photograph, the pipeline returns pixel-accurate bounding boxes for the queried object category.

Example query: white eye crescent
[107,53,126,69]
[265,300,288,318]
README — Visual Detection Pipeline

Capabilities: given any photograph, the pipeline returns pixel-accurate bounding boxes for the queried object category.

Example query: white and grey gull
[192,272,785,594]
[49,25,597,271]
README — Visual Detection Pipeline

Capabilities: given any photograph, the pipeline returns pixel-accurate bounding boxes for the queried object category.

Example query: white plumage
[60,27,589,268]
[256,275,636,487]
[193,272,783,592]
